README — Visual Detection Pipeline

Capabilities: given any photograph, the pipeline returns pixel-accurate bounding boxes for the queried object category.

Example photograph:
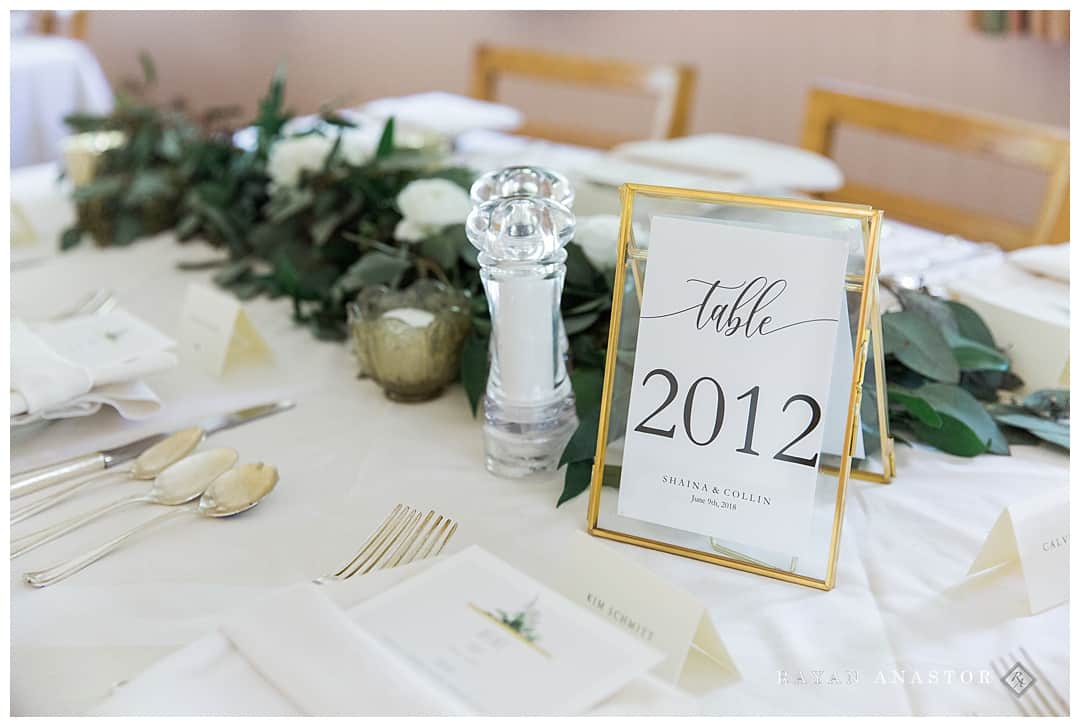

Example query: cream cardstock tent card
[12,203,37,246]
[548,531,739,694]
[968,488,1068,615]
[178,283,271,376]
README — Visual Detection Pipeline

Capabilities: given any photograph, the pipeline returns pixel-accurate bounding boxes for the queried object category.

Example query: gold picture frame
[584,183,892,591]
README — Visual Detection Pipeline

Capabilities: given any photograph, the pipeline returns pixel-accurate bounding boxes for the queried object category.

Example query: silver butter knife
[11,400,295,498]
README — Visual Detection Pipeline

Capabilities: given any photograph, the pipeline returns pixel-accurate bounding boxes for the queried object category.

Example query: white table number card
[617,215,850,555]
[353,546,663,715]
[178,283,272,376]
[968,488,1068,614]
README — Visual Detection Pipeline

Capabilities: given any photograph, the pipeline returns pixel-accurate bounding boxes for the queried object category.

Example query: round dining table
[9,129,1069,716]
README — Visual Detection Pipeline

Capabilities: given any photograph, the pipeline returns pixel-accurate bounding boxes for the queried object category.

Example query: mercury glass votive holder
[347,280,471,402]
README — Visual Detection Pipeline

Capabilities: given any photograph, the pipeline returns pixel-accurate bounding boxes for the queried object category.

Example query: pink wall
[84,10,1070,225]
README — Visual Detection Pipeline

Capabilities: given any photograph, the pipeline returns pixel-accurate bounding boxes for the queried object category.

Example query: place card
[352,546,663,715]
[968,488,1068,614]
[12,203,37,246]
[543,532,738,694]
[178,283,271,376]
[617,214,850,555]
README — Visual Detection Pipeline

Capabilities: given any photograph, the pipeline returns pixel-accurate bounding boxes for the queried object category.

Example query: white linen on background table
[9,156,1069,716]
[10,35,113,168]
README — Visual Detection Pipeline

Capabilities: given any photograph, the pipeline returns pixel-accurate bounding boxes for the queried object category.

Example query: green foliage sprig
[882,285,1068,455]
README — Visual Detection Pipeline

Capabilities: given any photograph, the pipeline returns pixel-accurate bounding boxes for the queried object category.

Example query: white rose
[393,217,440,243]
[573,215,647,270]
[338,127,378,167]
[396,179,472,228]
[266,134,334,188]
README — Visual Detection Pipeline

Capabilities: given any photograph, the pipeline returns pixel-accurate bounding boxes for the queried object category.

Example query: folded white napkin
[600,133,845,193]
[1009,242,1069,283]
[93,562,698,717]
[11,308,177,425]
[361,92,523,138]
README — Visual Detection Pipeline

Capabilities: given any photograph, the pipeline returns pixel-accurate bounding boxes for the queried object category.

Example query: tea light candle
[382,307,435,328]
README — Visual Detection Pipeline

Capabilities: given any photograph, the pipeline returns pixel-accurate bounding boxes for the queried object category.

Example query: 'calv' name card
[353,546,663,715]
[178,283,272,376]
[617,215,850,555]
[968,488,1069,614]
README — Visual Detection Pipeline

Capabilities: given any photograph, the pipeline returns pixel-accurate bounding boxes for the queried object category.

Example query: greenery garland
[59,58,1068,508]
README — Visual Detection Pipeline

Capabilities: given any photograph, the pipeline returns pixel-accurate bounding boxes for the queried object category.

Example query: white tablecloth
[10,35,113,168]
[9,159,1069,716]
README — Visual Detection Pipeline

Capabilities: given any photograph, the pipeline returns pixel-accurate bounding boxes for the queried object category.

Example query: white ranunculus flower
[573,215,647,270]
[394,217,440,243]
[338,127,378,167]
[396,179,472,228]
[266,134,334,188]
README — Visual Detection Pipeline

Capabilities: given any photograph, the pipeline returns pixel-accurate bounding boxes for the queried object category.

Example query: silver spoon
[24,462,279,588]
[11,427,204,524]
[12,448,239,559]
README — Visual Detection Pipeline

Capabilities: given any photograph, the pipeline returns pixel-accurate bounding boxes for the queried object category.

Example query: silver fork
[315,504,457,583]
[990,648,1069,716]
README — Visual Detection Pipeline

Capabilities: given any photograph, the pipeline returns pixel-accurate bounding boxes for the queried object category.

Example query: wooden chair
[469,44,697,149]
[39,10,90,40]
[800,82,1069,249]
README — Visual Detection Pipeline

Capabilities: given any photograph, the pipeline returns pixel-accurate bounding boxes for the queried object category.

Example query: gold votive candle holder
[347,280,472,402]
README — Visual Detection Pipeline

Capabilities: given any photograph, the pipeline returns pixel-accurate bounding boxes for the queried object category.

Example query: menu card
[353,546,663,715]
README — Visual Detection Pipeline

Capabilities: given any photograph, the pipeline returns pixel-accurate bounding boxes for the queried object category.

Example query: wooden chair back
[469,44,697,149]
[800,83,1069,249]
[39,10,90,39]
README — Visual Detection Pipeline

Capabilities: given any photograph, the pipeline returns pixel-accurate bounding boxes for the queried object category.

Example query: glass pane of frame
[586,185,886,590]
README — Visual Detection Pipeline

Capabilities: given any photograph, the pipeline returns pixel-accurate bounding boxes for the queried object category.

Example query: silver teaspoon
[12,448,239,559]
[24,463,279,588]
[11,427,204,524]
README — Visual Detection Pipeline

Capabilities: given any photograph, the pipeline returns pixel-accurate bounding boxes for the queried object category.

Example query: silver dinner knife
[11,400,295,498]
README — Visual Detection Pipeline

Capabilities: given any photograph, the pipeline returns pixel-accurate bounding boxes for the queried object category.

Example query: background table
[9,146,1068,716]
[10,35,113,168]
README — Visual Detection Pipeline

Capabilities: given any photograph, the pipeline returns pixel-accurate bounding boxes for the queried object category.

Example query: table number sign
[586,183,889,590]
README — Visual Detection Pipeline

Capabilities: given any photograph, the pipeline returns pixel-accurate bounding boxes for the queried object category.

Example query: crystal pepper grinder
[467,167,578,477]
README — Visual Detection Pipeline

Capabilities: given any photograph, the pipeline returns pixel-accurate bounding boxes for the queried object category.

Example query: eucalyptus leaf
[60,226,83,250]
[564,312,600,336]
[1021,389,1069,417]
[112,215,143,246]
[560,410,599,469]
[570,367,605,419]
[418,226,466,271]
[461,332,489,417]
[557,460,594,507]
[565,242,597,290]
[72,176,125,201]
[897,288,959,335]
[944,300,995,347]
[916,382,1009,455]
[336,251,411,291]
[950,336,1010,372]
[887,385,943,428]
[993,412,1069,449]
[882,311,960,383]
[375,117,395,160]
[911,414,990,457]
